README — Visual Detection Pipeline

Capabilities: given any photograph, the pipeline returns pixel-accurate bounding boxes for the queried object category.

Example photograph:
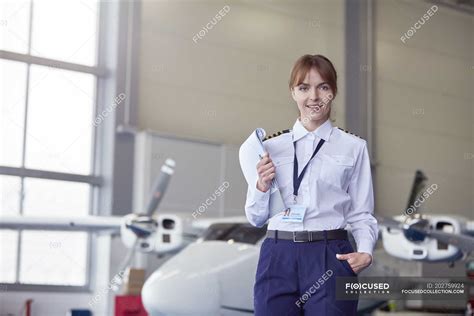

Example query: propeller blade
[113,239,139,292]
[145,159,175,216]
[405,170,428,217]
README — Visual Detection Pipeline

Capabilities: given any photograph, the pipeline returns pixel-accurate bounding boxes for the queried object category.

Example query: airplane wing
[376,215,405,230]
[0,215,122,233]
[423,228,474,252]
[463,220,474,236]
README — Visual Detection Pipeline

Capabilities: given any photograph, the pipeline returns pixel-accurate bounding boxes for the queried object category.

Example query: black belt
[266,229,347,242]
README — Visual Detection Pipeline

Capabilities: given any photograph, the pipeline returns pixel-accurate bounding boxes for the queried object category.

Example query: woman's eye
[299,86,308,91]
[320,85,329,91]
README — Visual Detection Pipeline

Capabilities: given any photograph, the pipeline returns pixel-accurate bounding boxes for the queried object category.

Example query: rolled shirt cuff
[355,238,375,268]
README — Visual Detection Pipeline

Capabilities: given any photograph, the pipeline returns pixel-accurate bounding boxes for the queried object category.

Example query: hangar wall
[137,0,347,145]
[374,0,473,282]
[374,0,473,221]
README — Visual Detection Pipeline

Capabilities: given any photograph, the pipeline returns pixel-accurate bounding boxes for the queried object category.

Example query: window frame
[0,0,123,292]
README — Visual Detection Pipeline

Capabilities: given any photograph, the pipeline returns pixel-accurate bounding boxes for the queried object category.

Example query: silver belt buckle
[293,231,311,242]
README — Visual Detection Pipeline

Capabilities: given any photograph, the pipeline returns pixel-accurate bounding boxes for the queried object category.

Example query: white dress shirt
[244,118,378,257]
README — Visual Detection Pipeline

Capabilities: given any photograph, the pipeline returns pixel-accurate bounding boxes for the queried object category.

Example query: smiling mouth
[305,104,325,111]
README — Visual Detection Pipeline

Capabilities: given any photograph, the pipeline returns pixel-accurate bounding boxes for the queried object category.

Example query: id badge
[281,204,307,223]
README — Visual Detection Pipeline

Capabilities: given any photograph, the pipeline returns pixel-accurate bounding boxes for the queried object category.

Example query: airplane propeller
[116,158,176,276]
[377,215,474,253]
[377,170,474,254]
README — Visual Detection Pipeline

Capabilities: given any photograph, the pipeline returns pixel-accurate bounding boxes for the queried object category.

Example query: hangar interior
[0,0,473,315]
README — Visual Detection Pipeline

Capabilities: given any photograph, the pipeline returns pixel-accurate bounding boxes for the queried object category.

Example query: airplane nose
[142,269,219,316]
[141,242,222,316]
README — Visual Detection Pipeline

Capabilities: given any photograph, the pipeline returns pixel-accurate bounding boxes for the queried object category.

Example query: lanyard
[293,138,325,201]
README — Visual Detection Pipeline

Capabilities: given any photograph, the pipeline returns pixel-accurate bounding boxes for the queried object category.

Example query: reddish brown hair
[288,54,338,98]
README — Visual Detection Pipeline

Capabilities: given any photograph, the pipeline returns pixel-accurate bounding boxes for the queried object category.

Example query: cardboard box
[123,283,143,295]
[122,268,146,295]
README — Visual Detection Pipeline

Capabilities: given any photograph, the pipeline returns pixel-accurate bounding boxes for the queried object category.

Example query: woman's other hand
[336,252,372,274]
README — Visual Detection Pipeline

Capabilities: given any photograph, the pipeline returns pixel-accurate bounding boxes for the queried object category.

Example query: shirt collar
[292,117,333,142]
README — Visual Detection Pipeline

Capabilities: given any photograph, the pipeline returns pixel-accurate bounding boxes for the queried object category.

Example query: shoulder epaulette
[337,127,363,139]
[263,129,291,142]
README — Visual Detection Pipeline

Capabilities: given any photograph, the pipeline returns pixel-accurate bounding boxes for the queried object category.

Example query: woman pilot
[244,54,378,315]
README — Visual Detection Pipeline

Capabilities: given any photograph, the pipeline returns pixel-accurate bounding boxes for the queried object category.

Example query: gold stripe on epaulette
[337,127,363,139]
[263,129,291,142]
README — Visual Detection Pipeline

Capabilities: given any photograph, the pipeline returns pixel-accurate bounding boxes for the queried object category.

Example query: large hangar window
[0,0,107,290]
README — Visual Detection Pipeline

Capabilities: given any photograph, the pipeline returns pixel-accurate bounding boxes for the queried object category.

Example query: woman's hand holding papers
[256,152,275,193]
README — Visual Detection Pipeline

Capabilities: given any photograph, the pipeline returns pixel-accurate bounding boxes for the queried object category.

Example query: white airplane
[378,170,474,265]
[1,162,473,315]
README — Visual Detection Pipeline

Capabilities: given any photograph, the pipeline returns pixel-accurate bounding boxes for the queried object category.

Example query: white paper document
[239,128,287,218]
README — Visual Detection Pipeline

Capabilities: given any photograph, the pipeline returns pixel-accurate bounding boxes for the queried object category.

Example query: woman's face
[291,67,334,123]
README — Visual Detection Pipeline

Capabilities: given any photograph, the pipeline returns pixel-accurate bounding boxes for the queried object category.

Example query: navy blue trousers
[254,232,358,316]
